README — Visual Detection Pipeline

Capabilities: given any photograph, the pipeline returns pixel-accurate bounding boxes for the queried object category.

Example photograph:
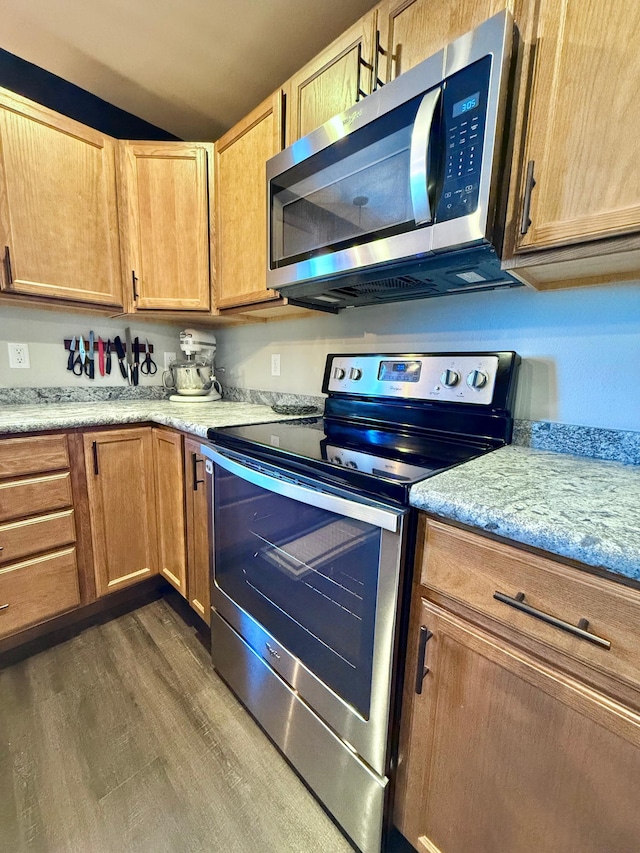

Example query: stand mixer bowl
[163,357,217,396]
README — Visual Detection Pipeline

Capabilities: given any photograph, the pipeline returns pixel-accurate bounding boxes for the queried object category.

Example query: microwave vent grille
[335,275,438,298]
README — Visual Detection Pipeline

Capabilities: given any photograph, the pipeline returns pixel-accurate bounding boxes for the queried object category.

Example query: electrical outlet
[271,353,281,376]
[8,342,30,369]
[164,351,176,369]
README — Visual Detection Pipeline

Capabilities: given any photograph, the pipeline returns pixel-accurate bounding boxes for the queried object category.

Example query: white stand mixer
[163,329,222,403]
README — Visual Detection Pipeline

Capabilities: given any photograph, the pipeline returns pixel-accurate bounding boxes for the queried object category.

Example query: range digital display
[452,92,480,118]
[378,360,421,382]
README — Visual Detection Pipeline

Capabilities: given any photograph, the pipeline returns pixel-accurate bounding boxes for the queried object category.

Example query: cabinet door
[516,0,640,251]
[214,91,283,309]
[83,429,158,597]
[285,12,377,145]
[184,437,210,623]
[152,428,187,596]
[395,598,640,853]
[118,141,213,311]
[0,88,122,307]
[378,0,514,82]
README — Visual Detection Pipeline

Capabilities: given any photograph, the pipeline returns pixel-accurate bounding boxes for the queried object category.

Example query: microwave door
[409,86,442,226]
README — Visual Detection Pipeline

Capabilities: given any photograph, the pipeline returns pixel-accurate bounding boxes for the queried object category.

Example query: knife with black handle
[133,336,140,387]
[113,335,128,380]
[105,339,112,375]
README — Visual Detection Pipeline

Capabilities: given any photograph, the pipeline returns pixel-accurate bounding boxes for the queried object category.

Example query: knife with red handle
[98,337,105,377]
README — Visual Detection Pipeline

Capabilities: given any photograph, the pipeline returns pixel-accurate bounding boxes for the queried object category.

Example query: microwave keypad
[436,56,491,224]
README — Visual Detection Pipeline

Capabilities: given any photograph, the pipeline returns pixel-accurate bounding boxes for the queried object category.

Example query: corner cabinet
[152,428,187,596]
[0,87,123,308]
[83,428,158,597]
[117,141,213,312]
[183,437,211,624]
[395,518,640,853]
[284,11,378,146]
[214,91,284,310]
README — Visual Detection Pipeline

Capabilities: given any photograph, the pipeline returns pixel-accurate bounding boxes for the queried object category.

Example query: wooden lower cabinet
[183,437,211,624]
[83,428,158,597]
[0,548,80,639]
[395,521,640,853]
[152,428,187,596]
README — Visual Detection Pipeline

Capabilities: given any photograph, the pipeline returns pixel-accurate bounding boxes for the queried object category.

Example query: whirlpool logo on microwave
[343,108,363,129]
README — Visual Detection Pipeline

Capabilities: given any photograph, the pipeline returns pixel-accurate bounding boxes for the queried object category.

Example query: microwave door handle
[409,87,442,225]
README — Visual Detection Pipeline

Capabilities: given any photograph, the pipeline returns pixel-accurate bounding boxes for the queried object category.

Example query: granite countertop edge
[409,445,640,583]
[0,400,305,438]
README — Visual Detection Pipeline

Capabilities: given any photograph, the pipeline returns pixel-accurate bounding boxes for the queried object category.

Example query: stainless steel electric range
[201,351,519,853]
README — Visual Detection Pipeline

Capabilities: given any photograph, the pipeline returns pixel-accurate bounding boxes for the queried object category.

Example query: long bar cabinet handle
[131,270,139,301]
[3,245,13,286]
[92,441,100,476]
[372,30,386,91]
[493,591,611,650]
[519,160,536,235]
[192,452,205,491]
[414,625,433,694]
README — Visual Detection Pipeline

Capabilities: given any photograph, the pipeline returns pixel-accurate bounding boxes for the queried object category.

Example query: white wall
[0,305,183,388]
[215,281,640,431]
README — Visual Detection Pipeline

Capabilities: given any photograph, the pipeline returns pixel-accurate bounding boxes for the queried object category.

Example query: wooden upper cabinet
[83,428,158,598]
[377,0,516,82]
[0,88,122,307]
[214,91,284,309]
[285,11,378,145]
[118,141,213,311]
[516,0,640,253]
[152,428,187,597]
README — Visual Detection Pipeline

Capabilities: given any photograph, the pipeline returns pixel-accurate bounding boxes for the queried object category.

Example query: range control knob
[349,367,363,380]
[440,369,460,387]
[333,367,346,380]
[467,369,488,390]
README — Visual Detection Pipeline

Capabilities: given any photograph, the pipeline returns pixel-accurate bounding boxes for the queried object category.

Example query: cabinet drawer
[0,547,80,638]
[0,434,69,478]
[0,509,76,564]
[0,472,73,522]
[419,518,640,692]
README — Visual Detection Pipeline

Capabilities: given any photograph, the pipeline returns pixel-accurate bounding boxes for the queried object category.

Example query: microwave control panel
[325,353,500,406]
[435,55,491,223]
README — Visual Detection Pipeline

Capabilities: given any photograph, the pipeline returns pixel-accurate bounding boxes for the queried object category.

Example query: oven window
[213,466,381,719]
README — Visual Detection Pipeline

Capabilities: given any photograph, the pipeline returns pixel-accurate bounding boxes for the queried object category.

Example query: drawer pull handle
[0,603,9,611]
[493,591,611,650]
[415,625,433,694]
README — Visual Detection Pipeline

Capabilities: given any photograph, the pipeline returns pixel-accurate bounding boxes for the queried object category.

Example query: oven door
[202,445,407,777]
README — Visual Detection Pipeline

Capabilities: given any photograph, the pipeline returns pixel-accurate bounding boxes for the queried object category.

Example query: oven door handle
[200,445,404,533]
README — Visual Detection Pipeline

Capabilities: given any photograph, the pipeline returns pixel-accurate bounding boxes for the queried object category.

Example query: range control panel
[325,353,501,405]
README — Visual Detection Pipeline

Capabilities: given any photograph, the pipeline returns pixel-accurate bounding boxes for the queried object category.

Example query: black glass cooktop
[208,417,491,504]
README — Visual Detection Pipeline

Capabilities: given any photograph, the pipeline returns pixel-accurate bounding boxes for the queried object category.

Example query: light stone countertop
[0,400,301,438]
[409,445,640,582]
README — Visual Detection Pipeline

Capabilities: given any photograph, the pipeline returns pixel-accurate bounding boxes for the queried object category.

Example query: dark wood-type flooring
[0,599,360,853]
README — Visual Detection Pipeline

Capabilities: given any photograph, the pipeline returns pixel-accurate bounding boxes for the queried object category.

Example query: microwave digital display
[452,92,480,118]
[378,361,422,382]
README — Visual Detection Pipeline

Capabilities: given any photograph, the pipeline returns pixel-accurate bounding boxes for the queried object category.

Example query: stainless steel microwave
[266,11,521,312]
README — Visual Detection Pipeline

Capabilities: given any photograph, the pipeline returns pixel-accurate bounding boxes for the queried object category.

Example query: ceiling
[1,0,376,140]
